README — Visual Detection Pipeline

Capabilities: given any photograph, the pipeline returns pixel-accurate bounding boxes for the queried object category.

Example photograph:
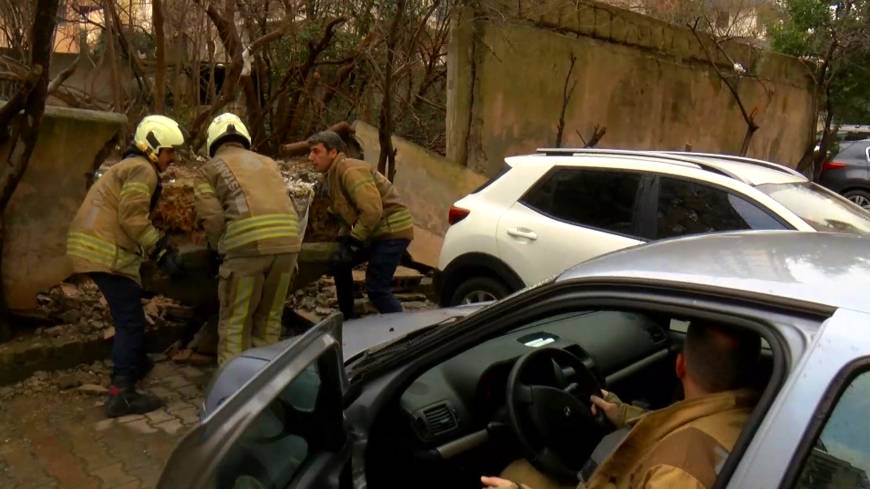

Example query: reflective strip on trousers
[67,232,141,276]
[221,276,255,363]
[264,272,292,343]
[373,208,413,236]
[220,213,299,251]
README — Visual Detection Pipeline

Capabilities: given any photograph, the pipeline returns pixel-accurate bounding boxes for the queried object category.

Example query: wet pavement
[0,358,215,489]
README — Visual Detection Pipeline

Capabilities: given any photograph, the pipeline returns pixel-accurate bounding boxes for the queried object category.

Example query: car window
[836,141,870,162]
[793,369,870,488]
[214,363,322,489]
[655,177,786,239]
[521,169,643,236]
[758,182,870,236]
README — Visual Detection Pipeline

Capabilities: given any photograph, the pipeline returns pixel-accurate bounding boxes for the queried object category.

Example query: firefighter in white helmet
[194,113,301,365]
[67,114,185,418]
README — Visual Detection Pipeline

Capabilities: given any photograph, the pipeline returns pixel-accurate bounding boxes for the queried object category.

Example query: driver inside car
[482,321,761,489]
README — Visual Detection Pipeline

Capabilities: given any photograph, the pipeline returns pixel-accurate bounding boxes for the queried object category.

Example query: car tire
[449,277,511,305]
[842,189,870,211]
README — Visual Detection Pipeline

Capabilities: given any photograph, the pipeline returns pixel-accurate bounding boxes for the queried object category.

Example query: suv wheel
[843,189,870,210]
[449,277,511,305]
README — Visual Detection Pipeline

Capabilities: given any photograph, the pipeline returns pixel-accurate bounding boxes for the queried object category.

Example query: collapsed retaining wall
[447,0,816,175]
[0,105,125,312]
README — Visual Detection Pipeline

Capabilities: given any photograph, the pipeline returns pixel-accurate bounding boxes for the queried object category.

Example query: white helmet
[134,115,185,162]
[206,113,252,157]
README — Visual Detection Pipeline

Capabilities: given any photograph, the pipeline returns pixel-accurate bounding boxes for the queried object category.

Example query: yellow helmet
[206,112,251,157]
[134,115,185,162]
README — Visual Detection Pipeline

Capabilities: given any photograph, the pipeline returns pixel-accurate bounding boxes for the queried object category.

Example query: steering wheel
[506,347,611,482]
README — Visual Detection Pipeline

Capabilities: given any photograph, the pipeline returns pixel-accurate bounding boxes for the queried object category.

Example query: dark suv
[819,139,870,210]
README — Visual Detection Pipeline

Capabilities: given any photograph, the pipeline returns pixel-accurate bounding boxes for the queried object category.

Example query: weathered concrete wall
[354,120,487,268]
[447,0,816,175]
[0,105,126,312]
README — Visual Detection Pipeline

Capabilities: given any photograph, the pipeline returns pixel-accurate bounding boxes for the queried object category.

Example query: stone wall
[447,0,816,176]
[0,105,126,312]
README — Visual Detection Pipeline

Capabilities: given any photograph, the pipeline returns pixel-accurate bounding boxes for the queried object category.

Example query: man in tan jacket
[68,114,185,417]
[194,113,301,365]
[307,130,414,319]
[483,321,761,489]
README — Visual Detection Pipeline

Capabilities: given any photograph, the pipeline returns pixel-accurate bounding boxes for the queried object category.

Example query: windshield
[758,182,870,235]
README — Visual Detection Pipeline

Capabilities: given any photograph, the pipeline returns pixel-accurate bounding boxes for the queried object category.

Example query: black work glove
[330,236,364,267]
[157,246,185,277]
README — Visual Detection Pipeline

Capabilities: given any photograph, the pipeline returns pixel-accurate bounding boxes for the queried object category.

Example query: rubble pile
[150,159,339,243]
[35,279,187,341]
[0,360,111,401]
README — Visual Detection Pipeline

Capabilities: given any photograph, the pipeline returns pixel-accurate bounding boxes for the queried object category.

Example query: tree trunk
[105,0,122,111]
[153,0,167,112]
[377,0,407,182]
[0,0,60,340]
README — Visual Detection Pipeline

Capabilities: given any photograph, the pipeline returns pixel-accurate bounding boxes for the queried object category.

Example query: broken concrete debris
[35,277,188,342]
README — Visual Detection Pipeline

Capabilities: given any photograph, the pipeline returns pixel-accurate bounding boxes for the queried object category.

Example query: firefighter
[67,114,185,418]
[307,130,414,319]
[194,113,301,366]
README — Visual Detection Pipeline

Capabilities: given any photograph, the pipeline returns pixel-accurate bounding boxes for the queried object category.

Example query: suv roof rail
[534,148,742,181]
[656,151,805,178]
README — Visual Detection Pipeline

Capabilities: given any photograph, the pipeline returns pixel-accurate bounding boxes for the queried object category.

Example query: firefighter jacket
[67,155,163,283]
[194,143,301,259]
[326,153,414,243]
[584,388,758,489]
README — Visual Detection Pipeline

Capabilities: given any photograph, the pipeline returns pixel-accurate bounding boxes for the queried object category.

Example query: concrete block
[574,4,596,36]
[1,105,126,312]
[594,7,612,40]
[610,11,629,44]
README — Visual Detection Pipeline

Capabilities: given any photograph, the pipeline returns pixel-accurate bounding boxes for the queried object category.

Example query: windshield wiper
[347,316,463,379]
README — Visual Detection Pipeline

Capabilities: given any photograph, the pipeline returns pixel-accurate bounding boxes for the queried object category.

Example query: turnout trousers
[217,253,298,365]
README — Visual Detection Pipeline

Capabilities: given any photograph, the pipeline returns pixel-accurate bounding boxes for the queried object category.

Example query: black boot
[134,354,154,382]
[104,377,163,418]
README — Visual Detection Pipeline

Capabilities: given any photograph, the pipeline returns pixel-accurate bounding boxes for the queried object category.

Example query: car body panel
[496,200,644,285]
[729,308,870,487]
[819,139,870,195]
[559,231,870,314]
[204,306,483,414]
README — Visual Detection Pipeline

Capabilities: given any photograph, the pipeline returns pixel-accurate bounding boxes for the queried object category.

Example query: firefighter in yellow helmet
[67,114,184,418]
[194,113,301,366]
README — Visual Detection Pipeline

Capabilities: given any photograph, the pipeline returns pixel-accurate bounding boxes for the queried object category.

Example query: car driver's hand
[590,389,619,425]
[481,476,524,488]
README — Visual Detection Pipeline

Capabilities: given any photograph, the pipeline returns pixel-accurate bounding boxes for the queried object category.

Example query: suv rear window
[521,168,642,236]
[472,166,510,194]
[758,182,870,235]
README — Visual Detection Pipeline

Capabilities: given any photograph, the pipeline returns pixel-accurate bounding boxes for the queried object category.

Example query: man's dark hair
[684,320,761,393]
[307,130,346,153]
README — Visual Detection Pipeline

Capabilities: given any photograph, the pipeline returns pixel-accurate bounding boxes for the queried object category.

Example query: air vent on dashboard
[413,402,459,440]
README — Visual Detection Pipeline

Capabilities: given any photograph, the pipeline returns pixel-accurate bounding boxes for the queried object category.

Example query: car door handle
[507,227,538,240]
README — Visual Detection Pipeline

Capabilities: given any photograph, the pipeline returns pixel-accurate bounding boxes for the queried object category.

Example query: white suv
[436,149,870,305]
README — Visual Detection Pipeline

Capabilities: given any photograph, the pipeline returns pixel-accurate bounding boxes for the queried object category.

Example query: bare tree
[0,0,61,339]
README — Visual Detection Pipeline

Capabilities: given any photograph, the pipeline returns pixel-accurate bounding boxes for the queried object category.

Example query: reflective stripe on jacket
[194,143,301,258]
[326,153,414,242]
[67,155,162,283]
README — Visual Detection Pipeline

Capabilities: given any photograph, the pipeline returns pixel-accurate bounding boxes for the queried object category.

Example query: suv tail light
[823,161,848,171]
[448,206,470,225]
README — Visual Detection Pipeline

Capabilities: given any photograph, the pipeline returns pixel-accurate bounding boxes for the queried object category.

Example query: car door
[157,314,351,489]
[724,308,870,488]
[496,167,651,285]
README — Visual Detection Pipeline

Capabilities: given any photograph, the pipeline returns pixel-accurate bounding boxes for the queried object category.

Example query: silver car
[159,231,870,489]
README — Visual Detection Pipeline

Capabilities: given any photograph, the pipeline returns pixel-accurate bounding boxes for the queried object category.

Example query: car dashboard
[398,310,671,448]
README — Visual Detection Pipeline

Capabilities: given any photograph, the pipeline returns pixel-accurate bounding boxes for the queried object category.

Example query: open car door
[158,314,351,489]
